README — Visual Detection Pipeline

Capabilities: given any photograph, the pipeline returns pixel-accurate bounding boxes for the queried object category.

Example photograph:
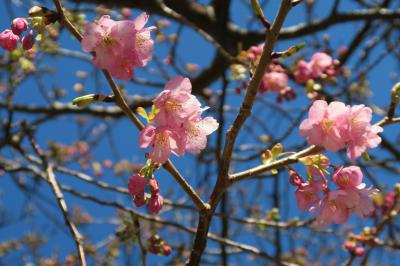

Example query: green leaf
[136,107,148,120]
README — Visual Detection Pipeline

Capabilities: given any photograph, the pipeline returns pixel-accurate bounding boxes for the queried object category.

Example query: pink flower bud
[22,31,35,50]
[147,194,163,214]
[133,191,146,207]
[289,170,303,187]
[354,246,365,257]
[11,18,28,35]
[0,29,19,51]
[148,178,159,195]
[344,240,355,251]
[382,191,396,215]
[128,174,146,196]
[161,244,172,256]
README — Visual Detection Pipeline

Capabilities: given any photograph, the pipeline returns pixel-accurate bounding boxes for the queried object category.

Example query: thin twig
[46,164,87,266]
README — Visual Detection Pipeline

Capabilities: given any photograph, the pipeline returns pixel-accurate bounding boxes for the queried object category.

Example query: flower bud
[161,244,172,256]
[128,174,146,197]
[11,18,28,35]
[148,178,159,195]
[147,194,163,214]
[133,191,146,207]
[289,170,303,187]
[354,246,365,257]
[344,240,355,251]
[22,31,35,50]
[0,29,19,51]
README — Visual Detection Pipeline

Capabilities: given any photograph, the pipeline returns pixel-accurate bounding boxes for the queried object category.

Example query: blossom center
[322,119,334,131]
[156,132,169,146]
[165,100,181,113]
[338,174,350,186]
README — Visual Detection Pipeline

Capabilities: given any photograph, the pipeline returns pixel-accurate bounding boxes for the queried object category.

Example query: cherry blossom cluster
[0,18,34,51]
[128,174,164,214]
[293,52,339,84]
[244,44,296,102]
[81,13,155,80]
[300,100,383,160]
[139,76,219,164]
[291,155,377,226]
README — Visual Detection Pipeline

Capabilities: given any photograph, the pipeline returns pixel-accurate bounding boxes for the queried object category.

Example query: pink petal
[139,126,156,148]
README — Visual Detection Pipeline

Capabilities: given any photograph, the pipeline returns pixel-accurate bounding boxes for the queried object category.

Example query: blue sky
[1,0,399,265]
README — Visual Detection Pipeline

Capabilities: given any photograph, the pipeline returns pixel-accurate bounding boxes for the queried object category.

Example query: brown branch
[130,213,147,266]
[237,7,400,45]
[46,164,87,266]
[187,1,294,265]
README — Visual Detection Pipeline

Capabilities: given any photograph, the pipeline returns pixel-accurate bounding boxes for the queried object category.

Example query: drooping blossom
[153,76,201,127]
[313,168,377,226]
[81,13,154,80]
[139,125,186,164]
[315,190,351,226]
[0,29,19,51]
[183,115,219,154]
[132,13,155,67]
[341,105,383,160]
[299,100,347,151]
[295,180,326,211]
[11,18,28,35]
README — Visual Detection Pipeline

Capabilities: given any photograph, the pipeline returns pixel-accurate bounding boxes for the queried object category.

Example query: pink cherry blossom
[0,29,19,51]
[294,60,313,84]
[128,174,147,196]
[246,43,264,61]
[315,184,376,226]
[309,52,333,78]
[11,18,28,35]
[183,115,219,153]
[346,186,377,217]
[299,100,347,151]
[295,180,326,211]
[259,71,289,93]
[22,31,35,50]
[81,13,154,80]
[342,105,383,160]
[153,76,201,127]
[315,190,351,226]
[132,13,155,67]
[139,125,186,164]
[332,166,363,189]
[148,194,163,214]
